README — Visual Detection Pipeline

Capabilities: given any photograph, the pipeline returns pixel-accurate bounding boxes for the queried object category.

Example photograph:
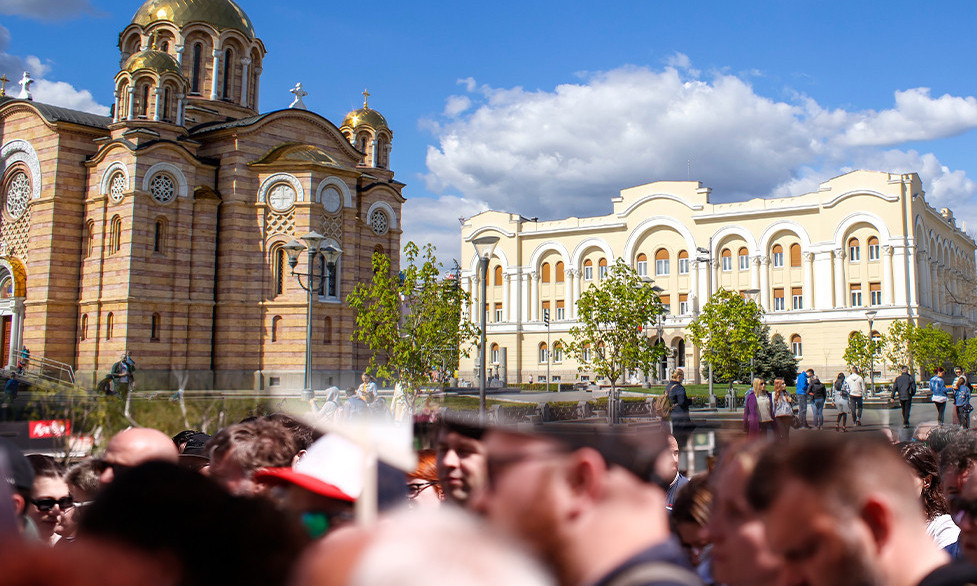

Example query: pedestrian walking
[744,378,774,437]
[894,365,917,428]
[833,372,851,432]
[809,373,827,430]
[795,369,810,428]
[772,378,793,441]
[953,367,972,429]
[930,366,949,426]
[845,367,866,426]
[667,368,695,450]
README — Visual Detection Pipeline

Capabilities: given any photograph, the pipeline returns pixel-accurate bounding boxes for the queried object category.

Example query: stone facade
[461,171,977,385]
[0,0,403,391]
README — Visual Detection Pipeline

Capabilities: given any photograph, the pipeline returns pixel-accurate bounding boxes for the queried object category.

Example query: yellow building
[460,171,976,385]
[0,0,403,390]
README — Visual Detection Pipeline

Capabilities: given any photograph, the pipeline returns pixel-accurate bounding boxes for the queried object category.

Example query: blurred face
[406,478,442,508]
[27,476,71,542]
[708,460,783,586]
[675,520,710,567]
[657,435,679,483]
[361,374,369,384]
[435,430,487,507]
[956,474,977,566]
[210,450,262,497]
[943,462,976,507]
[763,479,883,586]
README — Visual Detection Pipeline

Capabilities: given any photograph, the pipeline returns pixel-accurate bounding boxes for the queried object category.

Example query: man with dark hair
[435,417,487,509]
[940,430,977,505]
[208,418,301,497]
[894,365,918,428]
[746,434,977,586]
[472,424,701,586]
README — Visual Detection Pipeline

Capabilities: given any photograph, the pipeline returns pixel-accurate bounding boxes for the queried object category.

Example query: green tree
[347,242,477,416]
[567,259,666,422]
[884,320,915,371]
[687,288,764,395]
[843,331,884,375]
[738,328,798,385]
[959,338,977,374]
[915,324,957,376]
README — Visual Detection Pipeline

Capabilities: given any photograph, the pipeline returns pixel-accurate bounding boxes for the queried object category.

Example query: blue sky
[2,0,977,264]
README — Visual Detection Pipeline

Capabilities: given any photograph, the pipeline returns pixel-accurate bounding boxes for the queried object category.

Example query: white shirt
[927,514,960,549]
[845,374,865,397]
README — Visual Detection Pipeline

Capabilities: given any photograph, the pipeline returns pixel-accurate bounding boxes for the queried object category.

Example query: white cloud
[401,194,490,265]
[423,63,977,233]
[0,0,97,21]
[443,95,471,118]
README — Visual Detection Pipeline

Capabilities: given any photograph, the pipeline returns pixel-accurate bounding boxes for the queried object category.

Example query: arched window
[273,245,286,296]
[106,312,114,340]
[636,253,648,276]
[140,84,150,117]
[555,261,565,282]
[738,247,749,271]
[582,343,591,362]
[154,218,165,254]
[323,316,332,343]
[191,43,203,94]
[790,334,802,358]
[655,249,669,276]
[553,342,563,363]
[151,313,161,341]
[583,259,593,280]
[272,315,282,342]
[80,314,88,341]
[84,220,94,258]
[538,342,548,364]
[868,236,880,261]
[494,265,503,286]
[222,48,232,99]
[162,87,170,121]
[677,339,686,367]
[678,250,689,274]
[491,343,499,364]
[598,258,608,279]
[721,248,733,272]
[790,243,802,267]
[772,244,784,267]
[109,215,122,254]
[541,262,551,283]
[318,251,340,298]
[848,238,861,261]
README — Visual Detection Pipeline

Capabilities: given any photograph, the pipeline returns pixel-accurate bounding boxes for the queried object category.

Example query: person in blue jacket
[929,366,949,426]
[795,369,810,429]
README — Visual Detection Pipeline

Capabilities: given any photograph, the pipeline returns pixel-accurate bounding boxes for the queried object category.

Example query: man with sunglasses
[471,424,701,586]
[98,427,178,485]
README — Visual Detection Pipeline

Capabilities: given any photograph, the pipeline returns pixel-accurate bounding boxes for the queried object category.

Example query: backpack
[653,393,672,420]
[841,380,850,400]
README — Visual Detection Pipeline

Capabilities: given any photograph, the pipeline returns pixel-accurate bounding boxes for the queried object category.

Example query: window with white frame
[792,293,803,310]
[556,301,565,320]
[870,283,881,306]
[655,258,669,276]
[772,245,784,267]
[848,238,860,262]
[739,253,749,270]
[850,284,862,306]
[553,344,563,363]
[678,257,689,274]
[495,307,503,322]
[584,261,593,280]
[868,237,880,261]
[582,345,591,362]
[679,299,688,314]
[774,289,785,311]
[491,344,499,364]
[722,255,732,271]
[636,254,648,277]
[538,343,548,363]
[791,335,803,358]
[598,259,608,278]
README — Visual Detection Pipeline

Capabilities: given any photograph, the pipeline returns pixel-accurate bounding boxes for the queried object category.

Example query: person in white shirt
[845,367,866,426]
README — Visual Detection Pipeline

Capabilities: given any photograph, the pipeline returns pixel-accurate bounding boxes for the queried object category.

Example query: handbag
[775,396,793,417]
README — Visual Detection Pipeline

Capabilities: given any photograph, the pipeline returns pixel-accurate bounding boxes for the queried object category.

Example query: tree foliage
[843,331,883,375]
[731,328,798,385]
[884,320,957,376]
[347,242,477,413]
[687,289,764,388]
[959,338,977,374]
[567,259,666,392]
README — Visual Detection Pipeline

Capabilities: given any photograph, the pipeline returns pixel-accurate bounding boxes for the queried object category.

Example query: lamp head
[300,230,326,254]
[282,240,306,270]
[696,246,709,255]
[472,235,500,261]
[321,244,343,265]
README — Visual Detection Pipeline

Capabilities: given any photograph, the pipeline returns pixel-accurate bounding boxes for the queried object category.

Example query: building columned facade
[0,0,403,390]
[460,171,977,385]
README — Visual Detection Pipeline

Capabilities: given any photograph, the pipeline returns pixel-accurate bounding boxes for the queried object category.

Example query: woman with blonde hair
[772,377,794,440]
[743,378,774,437]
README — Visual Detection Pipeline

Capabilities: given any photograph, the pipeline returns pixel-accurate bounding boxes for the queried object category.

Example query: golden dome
[131,0,256,40]
[341,90,389,131]
[124,49,184,77]
[251,143,343,168]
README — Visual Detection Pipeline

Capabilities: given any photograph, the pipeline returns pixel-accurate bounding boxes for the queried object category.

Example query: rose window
[5,171,30,219]
[370,209,388,235]
[150,173,176,204]
[109,173,127,202]
[267,183,296,212]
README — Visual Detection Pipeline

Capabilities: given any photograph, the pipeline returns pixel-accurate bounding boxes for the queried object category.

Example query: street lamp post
[283,232,342,398]
[472,235,499,420]
[865,310,877,397]
[652,285,664,383]
[695,243,716,408]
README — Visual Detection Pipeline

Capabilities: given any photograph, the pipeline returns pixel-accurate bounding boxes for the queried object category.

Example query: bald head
[100,428,178,484]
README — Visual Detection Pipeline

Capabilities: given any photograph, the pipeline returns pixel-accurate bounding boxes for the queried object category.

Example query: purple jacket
[743,390,773,436]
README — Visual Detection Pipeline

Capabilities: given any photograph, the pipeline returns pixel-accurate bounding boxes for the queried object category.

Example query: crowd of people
[4,368,977,585]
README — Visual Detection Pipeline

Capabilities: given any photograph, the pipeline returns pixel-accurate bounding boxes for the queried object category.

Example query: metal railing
[18,354,76,387]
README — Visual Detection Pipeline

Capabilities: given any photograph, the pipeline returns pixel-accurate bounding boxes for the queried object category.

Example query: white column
[758,257,771,310]
[510,271,521,324]
[240,57,252,107]
[531,274,540,322]
[7,309,21,369]
[113,89,122,122]
[502,273,511,322]
[689,258,699,313]
[882,245,894,305]
[152,88,162,121]
[902,245,916,308]
[567,269,578,320]
[210,49,222,100]
[751,254,761,291]
[833,248,846,308]
[803,252,814,309]
[253,66,262,110]
[813,250,834,309]
[175,44,185,65]
[126,85,136,120]
[176,93,185,126]
[521,274,530,325]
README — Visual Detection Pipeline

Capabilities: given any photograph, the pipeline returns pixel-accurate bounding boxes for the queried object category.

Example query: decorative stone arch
[571,237,615,269]
[315,176,352,208]
[528,241,571,273]
[257,173,304,204]
[142,162,189,198]
[913,214,927,251]
[758,220,812,254]
[616,193,704,218]
[832,212,891,250]
[466,241,510,275]
[622,216,696,265]
[0,256,27,298]
[0,140,41,201]
[822,189,900,209]
[366,200,398,230]
[99,161,130,196]
[710,225,760,257]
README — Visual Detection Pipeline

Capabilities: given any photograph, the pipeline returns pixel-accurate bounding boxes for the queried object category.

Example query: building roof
[124,49,185,77]
[0,97,111,130]
[250,142,344,168]
[131,0,256,40]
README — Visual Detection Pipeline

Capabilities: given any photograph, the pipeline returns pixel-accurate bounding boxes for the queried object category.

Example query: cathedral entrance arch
[0,257,26,369]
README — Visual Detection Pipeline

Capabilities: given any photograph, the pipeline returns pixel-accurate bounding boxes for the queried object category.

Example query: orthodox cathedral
[0,0,404,390]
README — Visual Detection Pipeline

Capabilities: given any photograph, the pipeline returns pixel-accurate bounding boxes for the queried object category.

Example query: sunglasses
[299,510,354,539]
[407,480,438,498]
[32,497,74,512]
